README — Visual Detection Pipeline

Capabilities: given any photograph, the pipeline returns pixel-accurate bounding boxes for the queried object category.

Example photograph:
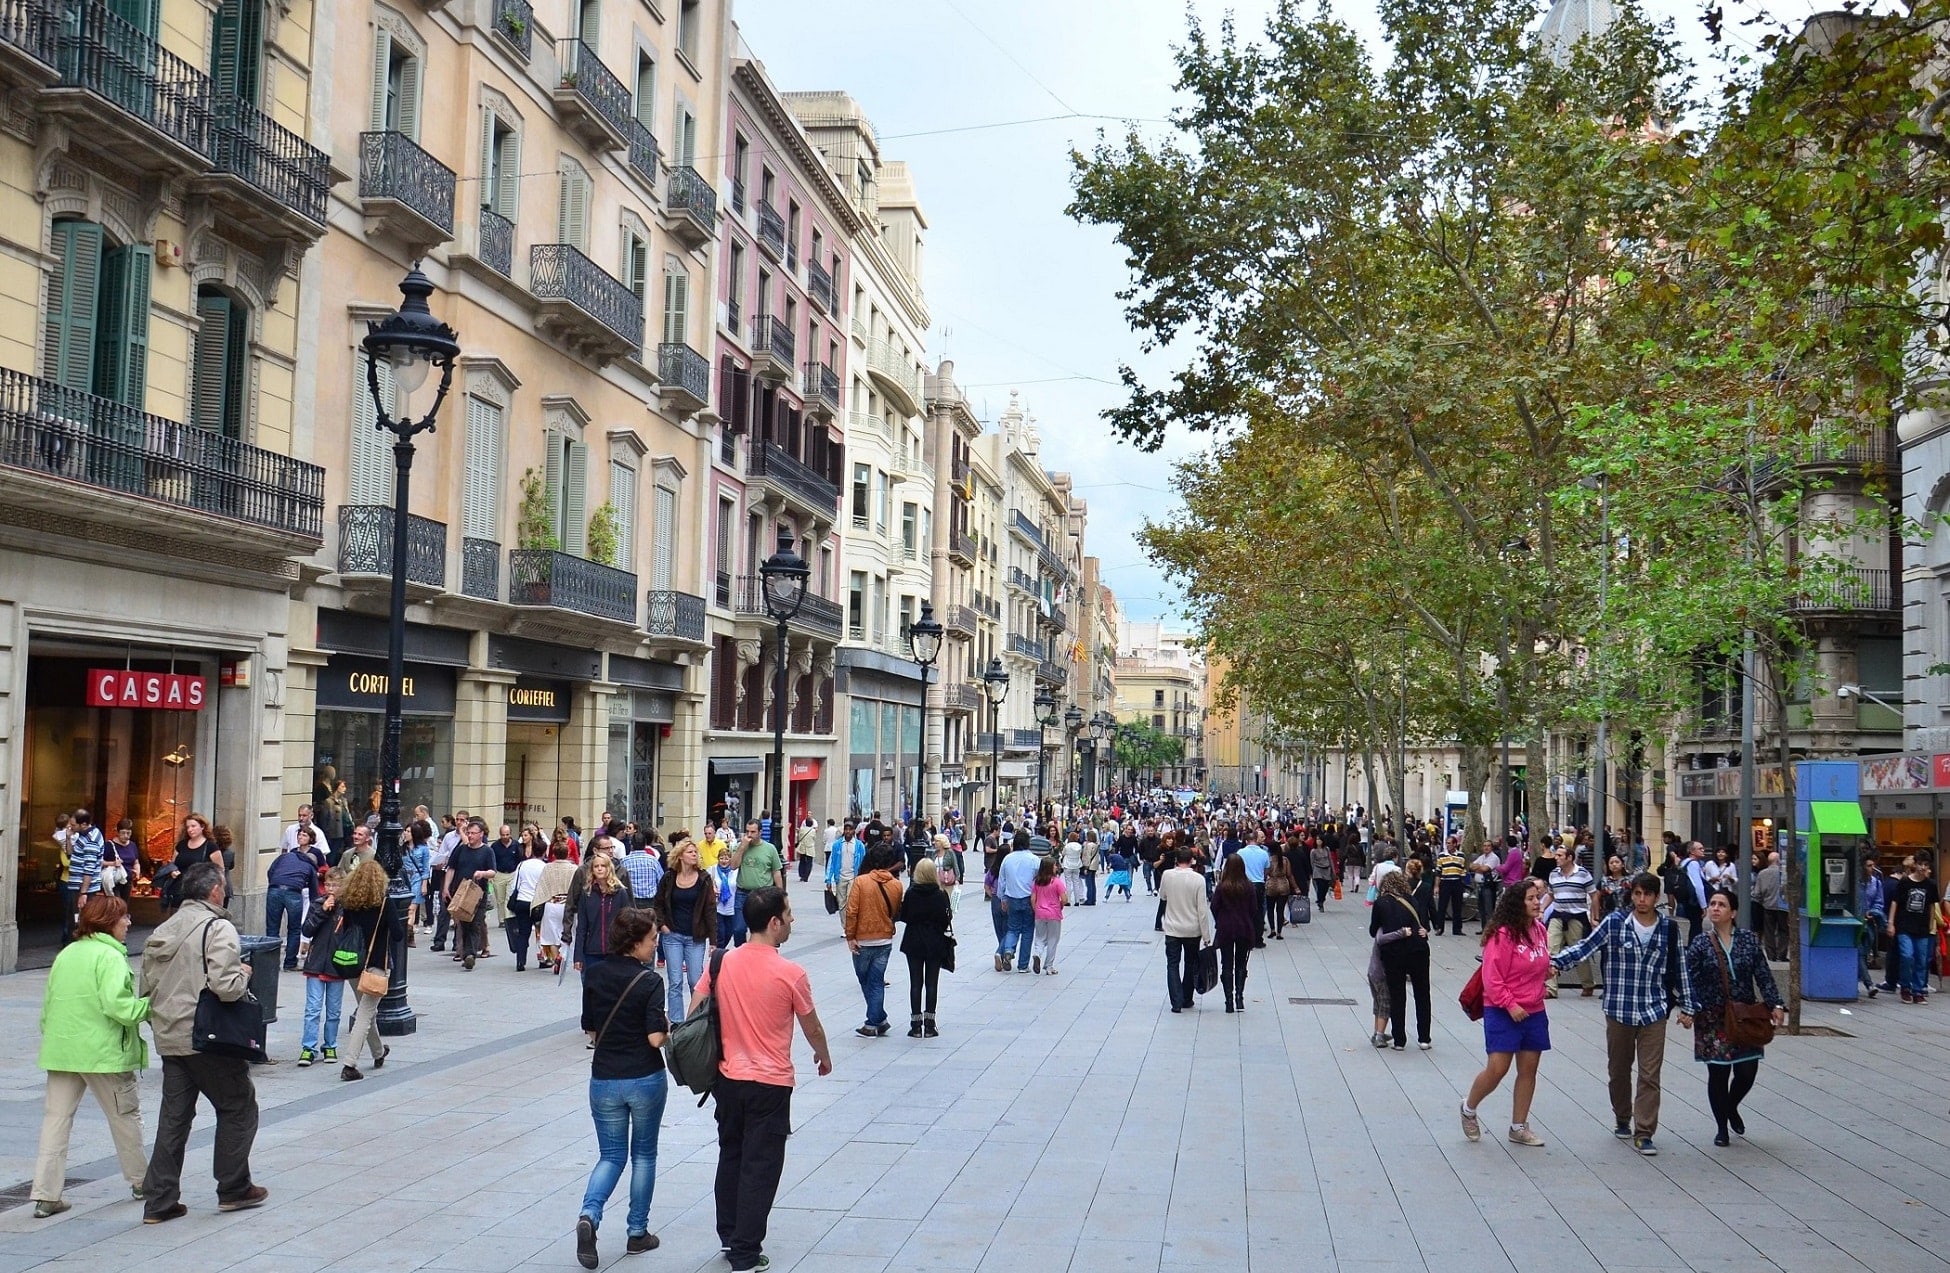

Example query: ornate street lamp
[1086,710,1111,802]
[760,530,809,866]
[982,657,1009,834]
[1064,703,1084,807]
[907,601,944,823]
[361,264,459,1037]
[1032,687,1057,818]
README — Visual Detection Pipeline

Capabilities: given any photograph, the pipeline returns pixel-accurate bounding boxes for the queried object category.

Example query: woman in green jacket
[32,894,151,1218]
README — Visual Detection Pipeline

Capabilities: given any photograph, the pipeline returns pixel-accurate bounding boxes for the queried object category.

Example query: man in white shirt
[280,804,332,859]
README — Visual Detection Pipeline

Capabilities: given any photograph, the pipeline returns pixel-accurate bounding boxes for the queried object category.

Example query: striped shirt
[1435,851,1467,880]
[1548,866,1594,915]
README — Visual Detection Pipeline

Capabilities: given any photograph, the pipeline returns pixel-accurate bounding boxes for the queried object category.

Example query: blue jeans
[989,893,1007,945]
[1000,896,1034,970]
[731,889,750,945]
[1897,932,1934,996]
[660,932,708,1023]
[716,913,736,946]
[852,944,891,1028]
[581,1071,668,1236]
[301,975,342,1051]
[265,887,306,966]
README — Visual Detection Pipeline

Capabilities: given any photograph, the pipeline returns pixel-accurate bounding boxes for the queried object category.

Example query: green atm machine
[1800,761,1866,1002]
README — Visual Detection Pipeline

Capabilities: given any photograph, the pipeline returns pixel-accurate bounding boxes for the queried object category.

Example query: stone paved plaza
[0,885,1946,1273]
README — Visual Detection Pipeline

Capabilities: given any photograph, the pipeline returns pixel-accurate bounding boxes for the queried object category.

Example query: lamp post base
[377,883,417,1036]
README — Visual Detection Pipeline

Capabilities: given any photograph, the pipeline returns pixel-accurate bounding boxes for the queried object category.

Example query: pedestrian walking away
[694,888,833,1273]
[1462,879,1552,1147]
[575,908,670,1269]
[1685,888,1786,1147]
[31,895,151,1219]
[1551,873,1694,1155]
[1160,847,1214,1012]
[1030,855,1068,974]
[899,857,954,1037]
[843,846,904,1036]
[1212,855,1256,1012]
[994,831,1040,973]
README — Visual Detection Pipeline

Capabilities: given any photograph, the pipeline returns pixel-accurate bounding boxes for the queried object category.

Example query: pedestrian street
[0,885,1945,1273]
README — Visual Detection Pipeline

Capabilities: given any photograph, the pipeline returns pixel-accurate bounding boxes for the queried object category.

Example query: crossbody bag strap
[592,969,652,1049]
[363,906,386,969]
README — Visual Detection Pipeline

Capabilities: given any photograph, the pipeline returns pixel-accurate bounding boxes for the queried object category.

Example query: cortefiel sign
[87,669,208,710]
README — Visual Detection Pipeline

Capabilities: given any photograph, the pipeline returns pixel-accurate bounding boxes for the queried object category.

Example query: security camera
[1837,684,1859,699]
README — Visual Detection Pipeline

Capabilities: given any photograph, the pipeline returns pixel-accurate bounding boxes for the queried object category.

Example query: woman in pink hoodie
[1461,878,1552,1147]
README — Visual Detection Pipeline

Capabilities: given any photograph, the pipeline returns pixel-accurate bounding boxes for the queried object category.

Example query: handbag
[355,912,391,997]
[824,886,840,915]
[1714,934,1776,1051]
[1195,944,1219,995]
[1459,966,1486,1021]
[190,921,267,1062]
[448,878,483,923]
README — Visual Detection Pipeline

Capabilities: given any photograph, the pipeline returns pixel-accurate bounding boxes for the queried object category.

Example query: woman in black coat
[898,857,954,1038]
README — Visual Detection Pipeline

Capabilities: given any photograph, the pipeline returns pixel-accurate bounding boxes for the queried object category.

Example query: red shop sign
[1934,754,1950,789]
[789,758,823,781]
[86,669,208,711]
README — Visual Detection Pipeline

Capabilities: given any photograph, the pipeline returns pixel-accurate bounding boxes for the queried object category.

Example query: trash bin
[237,934,284,1024]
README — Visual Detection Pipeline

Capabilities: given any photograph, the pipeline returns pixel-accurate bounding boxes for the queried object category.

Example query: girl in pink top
[1030,857,1068,974]
[1462,879,1553,1148]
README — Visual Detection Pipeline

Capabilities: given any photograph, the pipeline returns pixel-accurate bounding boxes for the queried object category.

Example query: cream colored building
[0,0,334,968]
[1115,621,1206,790]
[924,359,987,817]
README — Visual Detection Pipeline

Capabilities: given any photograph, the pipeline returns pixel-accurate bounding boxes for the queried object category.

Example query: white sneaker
[1460,1105,1480,1142]
[1507,1124,1545,1148]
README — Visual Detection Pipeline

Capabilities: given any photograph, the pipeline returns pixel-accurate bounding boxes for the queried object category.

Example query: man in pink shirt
[693,887,832,1273]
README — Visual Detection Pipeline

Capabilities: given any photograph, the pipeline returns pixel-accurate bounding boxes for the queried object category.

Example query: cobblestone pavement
[0,884,1945,1272]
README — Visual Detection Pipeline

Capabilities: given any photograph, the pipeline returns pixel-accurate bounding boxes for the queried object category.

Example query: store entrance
[504,723,566,832]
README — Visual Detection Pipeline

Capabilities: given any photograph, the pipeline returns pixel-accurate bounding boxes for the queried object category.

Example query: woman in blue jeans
[653,837,712,1022]
[577,908,670,1269]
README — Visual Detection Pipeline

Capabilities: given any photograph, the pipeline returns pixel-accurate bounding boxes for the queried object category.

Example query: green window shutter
[462,396,501,541]
[651,485,676,592]
[349,355,395,504]
[369,28,392,131]
[211,0,262,105]
[94,243,152,409]
[634,57,655,129]
[43,220,102,393]
[397,53,420,141]
[543,428,563,544]
[109,0,157,36]
[565,439,588,556]
[479,108,495,209]
[190,292,232,432]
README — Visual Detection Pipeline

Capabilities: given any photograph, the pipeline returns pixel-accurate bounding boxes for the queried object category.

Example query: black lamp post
[361,264,460,1038]
[983,657,1009,832]
[1088,711,1112,802]
[760,530,809,867]
[1064,704,1083,808]
[907,600,944,823]
[1032,687,1057,817]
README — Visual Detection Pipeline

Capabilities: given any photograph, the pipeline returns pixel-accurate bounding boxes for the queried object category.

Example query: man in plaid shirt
[1553,872,1694,1157]
[620,838,664,903]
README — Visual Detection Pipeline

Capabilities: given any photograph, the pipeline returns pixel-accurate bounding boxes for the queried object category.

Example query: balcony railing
[666,164,716,243]
[645,589,707,642]
[530,243,643,358]
[209,92,331,226]
[1789,565,1895,613]
[807,258,835,314]
[52,1,211,161]
[945,603,977,638]
[1008,565,1036,593]
[867,338,922,411]
[755,200,785,259]
[730,178,744,213]
[337,505,446,588]
[851,312,868,345]
[1037,660,1069,687]
[0,0,57,65]
[804,361,840,413]
[492,0,533,57]
[750,313,795,373]
[359,129,456,237]
[1046,604,1069,632]
[1006,728,1043,752]
[0,366,323,539]
[468,210,512,279]
[555,38,633,147]
[949,529,977,563]
[942,681,981,712]
[1010,509,1044,546]
[627,119,661,190]
[735,575,845,638]
[461,536,500,600]
[508,547,637,623]
[747,440,839,514]
[847,410,886,444]
[1007,633,1043,660]
[658,342,710,413]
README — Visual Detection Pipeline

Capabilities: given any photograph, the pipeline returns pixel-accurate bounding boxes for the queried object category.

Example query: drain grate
[1104,939,1153,945]
[1289,997,1358,1006]
[0,1177,92,1214]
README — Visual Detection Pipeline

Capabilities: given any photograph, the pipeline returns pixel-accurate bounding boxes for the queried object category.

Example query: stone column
[454,667,516,827]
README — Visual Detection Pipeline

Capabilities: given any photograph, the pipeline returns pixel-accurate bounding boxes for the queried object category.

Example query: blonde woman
[337,860,400,1082]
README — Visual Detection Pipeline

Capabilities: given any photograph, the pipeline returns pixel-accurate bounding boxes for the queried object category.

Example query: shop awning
[1809,801,1867,836]
[710,756,764,776]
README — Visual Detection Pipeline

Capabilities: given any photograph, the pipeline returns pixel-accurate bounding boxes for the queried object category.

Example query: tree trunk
[1772,672,1803,1035]
[1460,741,1491,855]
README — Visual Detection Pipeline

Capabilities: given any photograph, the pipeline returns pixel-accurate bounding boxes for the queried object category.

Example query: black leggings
[1383,953,1432,1046]
[1313,877,1332,906]
[1220,938,1251,1004]
[1266,892,1287,935]
[1706,1060,1759,1133]
[907,953,940,1016]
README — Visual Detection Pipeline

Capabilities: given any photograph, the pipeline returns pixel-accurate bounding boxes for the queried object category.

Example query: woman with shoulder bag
[1369,870,1432,1051]
[1684,887,1785,1146]
[574,908,669,1269]
[337,860,402,1082]
[1264,851,1295,940]
[899,857,954,1037]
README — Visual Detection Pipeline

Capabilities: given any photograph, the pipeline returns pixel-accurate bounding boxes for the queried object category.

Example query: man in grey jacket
[138,861,266,1223]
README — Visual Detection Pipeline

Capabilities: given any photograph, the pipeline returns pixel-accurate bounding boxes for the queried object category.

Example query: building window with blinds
[43,218,153,411]
[557,161,591,254]
[651,483,677,593]
[662,262,689,346]
[462,395,503,543]
[348,354,397,505]
[608,458,636,572]
[482,111,520,219]
[544,429,588,556]
[190,286,249,440]
[370,16,424,139]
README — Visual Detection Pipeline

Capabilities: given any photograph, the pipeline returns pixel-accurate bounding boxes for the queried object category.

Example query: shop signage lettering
[348,671,415,698]
[87,669,207,711]
[316,655,457,715]
[510,686,557,709]
[506,677,573,723]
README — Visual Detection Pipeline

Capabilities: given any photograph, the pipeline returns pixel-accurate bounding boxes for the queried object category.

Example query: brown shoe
[218,1186,269,1212]
[1582,987,1596,997]
[143,1203,188,1225]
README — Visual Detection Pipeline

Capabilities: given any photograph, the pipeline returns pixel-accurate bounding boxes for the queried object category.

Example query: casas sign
[87,669,208,711]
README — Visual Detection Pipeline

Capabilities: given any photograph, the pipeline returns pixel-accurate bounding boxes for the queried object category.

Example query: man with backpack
[1549,873,1693,1157]
[690,888,831,1273]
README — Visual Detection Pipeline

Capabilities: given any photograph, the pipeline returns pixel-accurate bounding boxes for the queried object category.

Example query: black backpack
[664,946,726,1105]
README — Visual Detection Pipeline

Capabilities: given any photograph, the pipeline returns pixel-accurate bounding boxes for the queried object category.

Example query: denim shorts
[1483,1005,1551,1054]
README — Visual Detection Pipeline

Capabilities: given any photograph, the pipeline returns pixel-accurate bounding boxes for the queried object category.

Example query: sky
[730,0,1817,628]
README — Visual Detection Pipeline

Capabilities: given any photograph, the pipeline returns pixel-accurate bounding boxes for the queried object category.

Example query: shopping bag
[1459,967,1485,1021]
[1195,944,1219,995]
[1333,880,1343,900]
[1291,893,1311,925]
[448,879,483,923]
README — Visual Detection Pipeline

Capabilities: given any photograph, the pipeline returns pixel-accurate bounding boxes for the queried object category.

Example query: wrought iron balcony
[508,547,637,624]
[1007,565,1036,594]
[0,365,323,542]
[627,120,660,190]
[337,504,446,589]
[976,732,1001,752]
[658,342,710,415]
[0,0,58,81]
[754,200,785,260]
[952,455,971,483]
[645,589,707,643]
[747,440,840,519]
[867,338,922,415]
[948,529,977,565]
[1037,659,1069,687]
[531,243,643,364]
[735,575,845,639]
[1006,728,1043,753]
[945,603,977,639]
[941,681,981,713]
[1044,604,1069,633]
[206,92,331,233]
[750,313,795,380]
[47,2,212,172]
[477,208,513,277]
[492,0,532,57]
[666,164,716,246]
[553,38,632,151]
[730,178,745,214]
[1788,565,1895,613]
[726,296,741,337]
[461,536,501,600]
[804,361,840,420]
[1007,633,1042,660]
[807,259,835,314]
[359,130,455,247]
[1009,509,1043,546]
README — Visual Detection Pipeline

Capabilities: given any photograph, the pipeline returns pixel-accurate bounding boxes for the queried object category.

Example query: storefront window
[315,710,453,837]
